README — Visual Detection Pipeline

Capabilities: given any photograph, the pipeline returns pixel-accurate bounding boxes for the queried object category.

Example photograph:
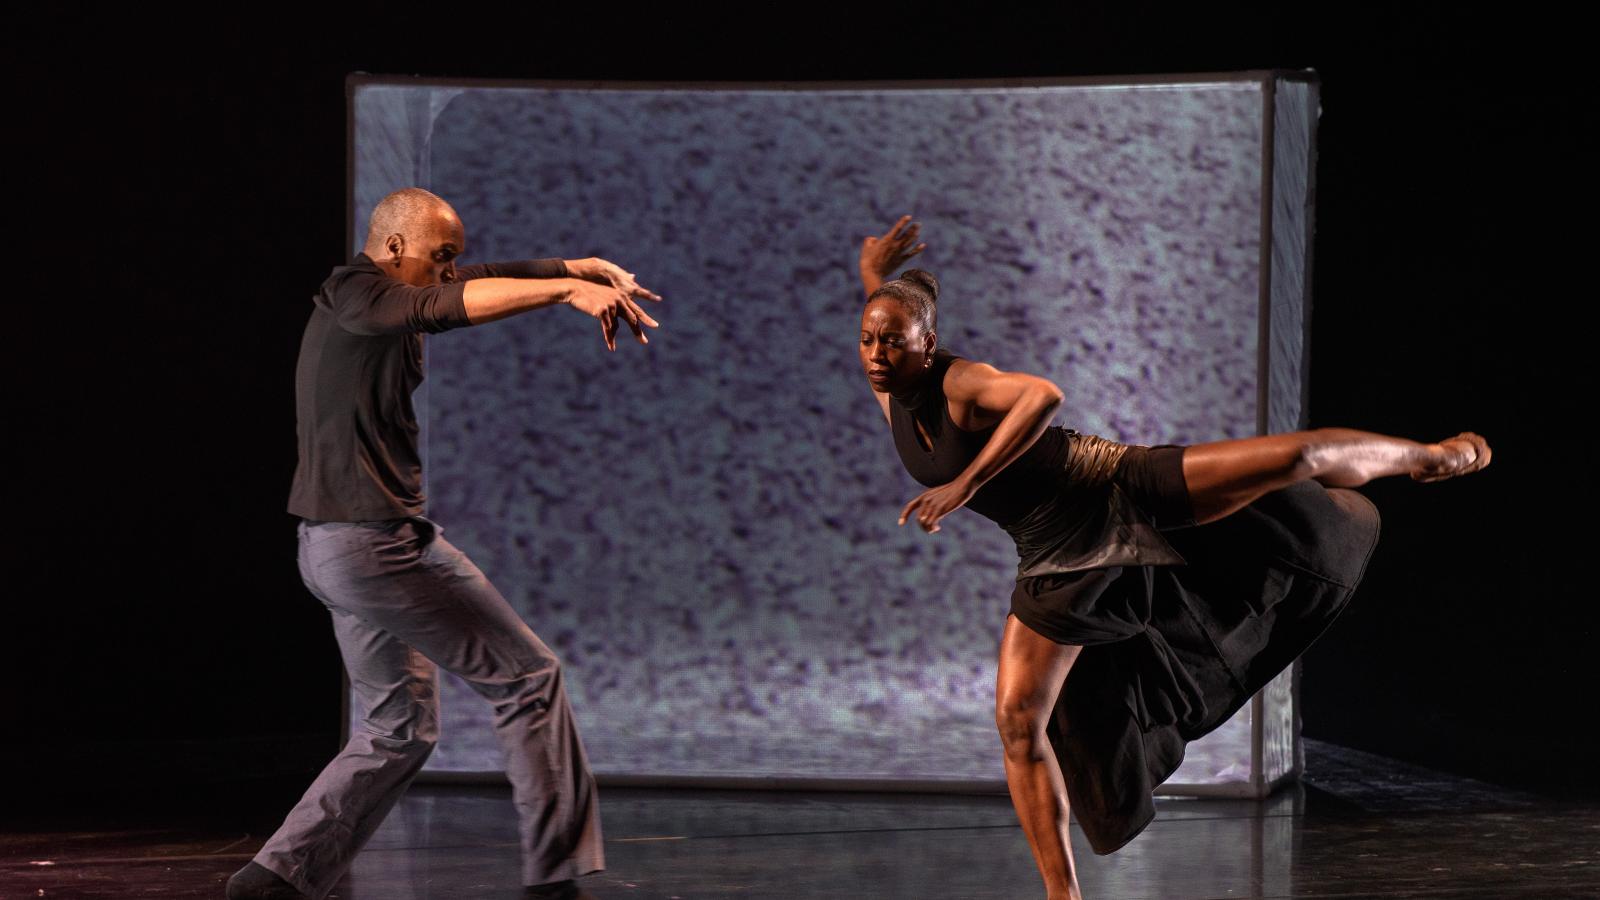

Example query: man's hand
[566,280,659,350]
[563,259,662,350]
[567,258,662,301]
[898,478,976,534]
[860,215,926,297]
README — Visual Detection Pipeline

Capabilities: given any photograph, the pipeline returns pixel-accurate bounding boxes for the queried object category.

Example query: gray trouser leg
[254,518,604,898]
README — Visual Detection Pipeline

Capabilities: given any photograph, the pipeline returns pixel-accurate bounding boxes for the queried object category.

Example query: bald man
[227,188,658,900]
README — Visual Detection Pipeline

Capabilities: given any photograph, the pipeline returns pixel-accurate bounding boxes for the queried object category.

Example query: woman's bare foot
[1412,432,1492,482]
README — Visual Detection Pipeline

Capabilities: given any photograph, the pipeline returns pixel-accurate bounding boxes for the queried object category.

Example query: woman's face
[859,298,934,395]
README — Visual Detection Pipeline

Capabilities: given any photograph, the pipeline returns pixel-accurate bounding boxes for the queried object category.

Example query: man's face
[387,210,465,286]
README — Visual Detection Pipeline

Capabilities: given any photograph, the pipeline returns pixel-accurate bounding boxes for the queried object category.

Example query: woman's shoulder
[939,351,1006,396]
[933,348,969,377]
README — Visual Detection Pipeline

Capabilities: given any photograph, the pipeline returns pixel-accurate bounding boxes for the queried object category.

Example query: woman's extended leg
[1182,428,1491,524]
[997,615,1085,900]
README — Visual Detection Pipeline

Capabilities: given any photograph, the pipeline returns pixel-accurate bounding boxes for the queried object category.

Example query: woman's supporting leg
[1182,428,1490,524]
[997,615,1085,900]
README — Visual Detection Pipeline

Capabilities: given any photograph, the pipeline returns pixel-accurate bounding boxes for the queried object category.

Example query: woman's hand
[860,215,926,297]
[894,362,1063,533]
[899,477,977,534]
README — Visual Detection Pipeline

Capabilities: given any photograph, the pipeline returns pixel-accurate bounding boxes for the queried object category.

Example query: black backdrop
[7,10,1591,823]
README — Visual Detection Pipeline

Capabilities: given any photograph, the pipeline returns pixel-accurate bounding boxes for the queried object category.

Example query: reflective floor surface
[4,742,1595,899]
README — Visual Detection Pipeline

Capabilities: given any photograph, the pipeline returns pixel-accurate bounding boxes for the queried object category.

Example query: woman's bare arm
[899,360,1064,532]
[859,216,925,298]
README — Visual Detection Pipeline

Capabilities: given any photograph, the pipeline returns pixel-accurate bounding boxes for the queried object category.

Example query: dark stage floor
[4,742,1596,900]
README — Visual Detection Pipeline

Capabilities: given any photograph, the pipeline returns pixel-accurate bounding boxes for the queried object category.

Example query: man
[227,188,659,900]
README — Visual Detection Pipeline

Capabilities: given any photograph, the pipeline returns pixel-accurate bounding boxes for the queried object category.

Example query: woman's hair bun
[867,268,941,331]
[900,268,939,303]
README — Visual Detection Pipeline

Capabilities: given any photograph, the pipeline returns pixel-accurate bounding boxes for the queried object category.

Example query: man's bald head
[364,188,466,286]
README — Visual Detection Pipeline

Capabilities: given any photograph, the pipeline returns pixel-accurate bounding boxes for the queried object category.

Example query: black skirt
[1009,448,1381,855]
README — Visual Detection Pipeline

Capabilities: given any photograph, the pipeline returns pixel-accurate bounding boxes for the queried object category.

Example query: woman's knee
[995,697,1052,762]
[1295,428,1367,479]
[1187,436,1315,523]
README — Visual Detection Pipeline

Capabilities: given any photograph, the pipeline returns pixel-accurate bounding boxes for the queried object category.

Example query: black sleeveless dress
[889,350,1380,854]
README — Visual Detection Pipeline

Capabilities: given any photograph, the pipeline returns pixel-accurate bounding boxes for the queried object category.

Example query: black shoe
[522,879,599,899]
[226,862,308,900]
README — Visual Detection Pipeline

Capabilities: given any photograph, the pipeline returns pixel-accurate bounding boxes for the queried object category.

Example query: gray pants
[253,517,604,898]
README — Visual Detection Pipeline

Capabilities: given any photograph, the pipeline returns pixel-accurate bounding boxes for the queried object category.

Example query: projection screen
[348,72,1319,794]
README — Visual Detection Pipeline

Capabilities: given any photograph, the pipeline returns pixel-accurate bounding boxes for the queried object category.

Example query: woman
[856,217,1489,900]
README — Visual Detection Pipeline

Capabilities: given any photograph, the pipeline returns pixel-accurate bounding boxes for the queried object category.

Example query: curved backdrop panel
[348,75,1318,787]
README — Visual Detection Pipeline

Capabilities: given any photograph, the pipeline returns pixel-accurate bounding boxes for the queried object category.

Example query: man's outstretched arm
[455,258,569,280]
[463,274,661,350]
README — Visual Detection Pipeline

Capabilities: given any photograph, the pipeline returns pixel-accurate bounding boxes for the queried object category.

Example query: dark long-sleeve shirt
[287,253,567,521]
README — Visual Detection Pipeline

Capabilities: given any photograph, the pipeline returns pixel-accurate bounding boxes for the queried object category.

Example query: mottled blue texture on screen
[399,83,1270,781]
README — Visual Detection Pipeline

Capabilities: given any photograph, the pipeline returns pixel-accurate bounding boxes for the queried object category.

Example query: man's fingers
[626,299,661,329]
[613,292,637,323]
[597,263,664,302]
[906,242,926,258]
[611,270,663,302]
[620,304,647,343]
[600,311,617,351]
